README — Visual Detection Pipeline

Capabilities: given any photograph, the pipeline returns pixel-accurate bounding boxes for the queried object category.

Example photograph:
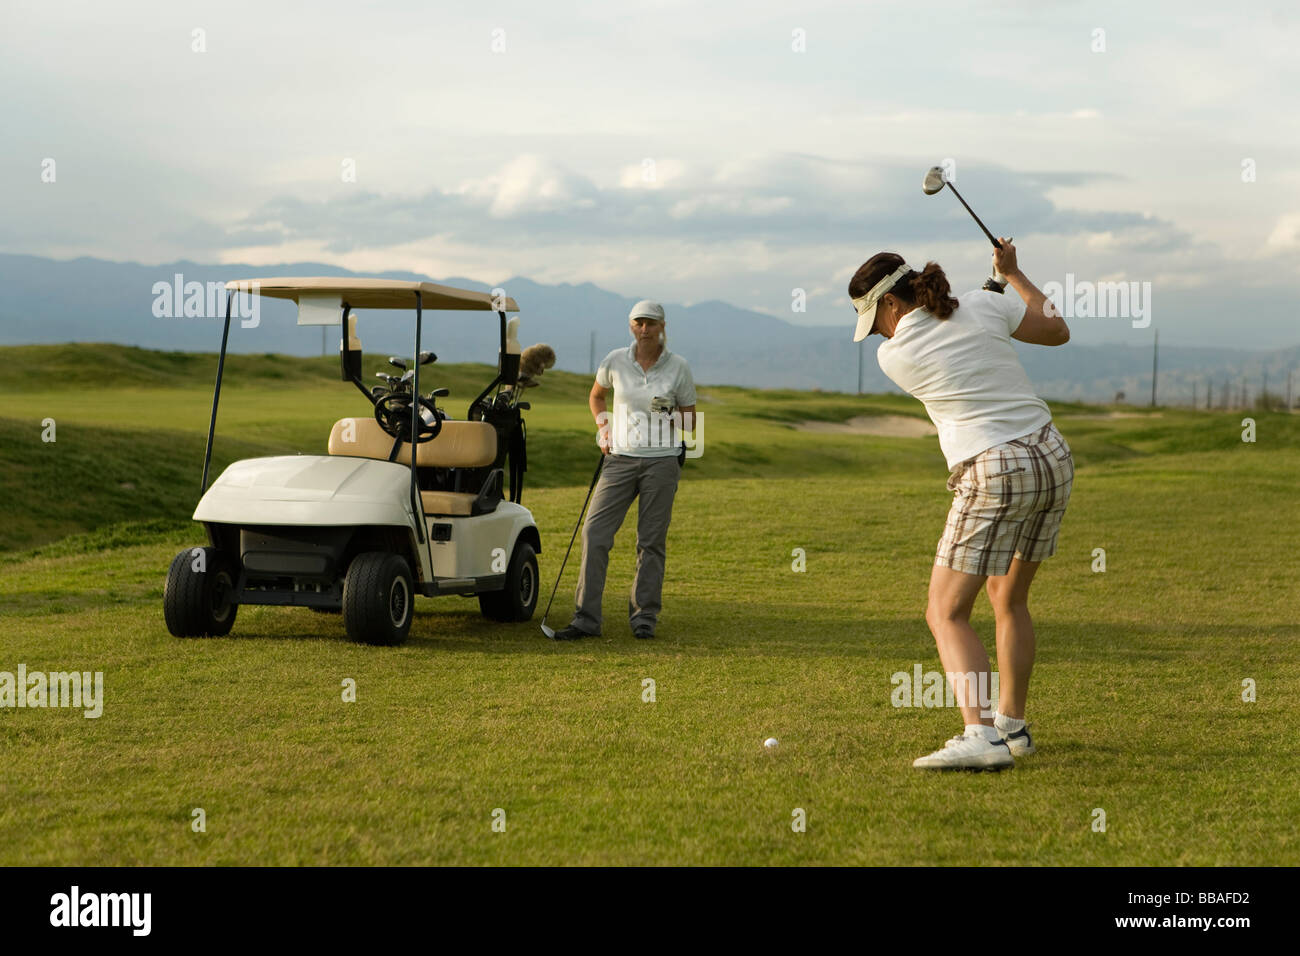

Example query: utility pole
[1206,380,1212,409]
[1150,330,1158,407]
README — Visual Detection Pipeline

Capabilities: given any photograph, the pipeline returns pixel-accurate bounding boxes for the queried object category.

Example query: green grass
[1,344,1297,865]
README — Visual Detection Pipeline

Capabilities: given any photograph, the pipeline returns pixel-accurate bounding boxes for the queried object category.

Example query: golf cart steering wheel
[374,393,444,444]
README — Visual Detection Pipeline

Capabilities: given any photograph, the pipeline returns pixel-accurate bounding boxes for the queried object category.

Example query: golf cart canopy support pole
[410,290,427,547]
[201,290,235,494]
[339,304,372,402]
[467,310,509,417]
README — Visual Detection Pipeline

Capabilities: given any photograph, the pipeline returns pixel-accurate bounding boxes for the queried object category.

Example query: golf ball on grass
[763,737,779,750]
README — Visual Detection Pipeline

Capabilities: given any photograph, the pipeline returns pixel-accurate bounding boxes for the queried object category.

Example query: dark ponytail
[848,253,959,320]
[906,262,959,319]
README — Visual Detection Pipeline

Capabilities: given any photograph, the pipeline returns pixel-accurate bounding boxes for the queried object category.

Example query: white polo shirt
[596,345,697,458]
[876,289,1052,470]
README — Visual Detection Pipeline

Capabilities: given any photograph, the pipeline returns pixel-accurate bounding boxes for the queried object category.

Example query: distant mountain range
[0,253,1295,405]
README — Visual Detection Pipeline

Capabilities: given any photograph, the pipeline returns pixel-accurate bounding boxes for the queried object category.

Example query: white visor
[851,263,911,341]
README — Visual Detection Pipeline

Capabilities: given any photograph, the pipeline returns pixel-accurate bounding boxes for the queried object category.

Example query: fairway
[1,345,1297,865]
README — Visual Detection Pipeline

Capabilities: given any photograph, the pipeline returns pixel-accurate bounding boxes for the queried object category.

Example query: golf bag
[472,395,527,503]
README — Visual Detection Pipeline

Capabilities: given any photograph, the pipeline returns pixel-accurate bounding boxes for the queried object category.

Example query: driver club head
[922,166,948,195]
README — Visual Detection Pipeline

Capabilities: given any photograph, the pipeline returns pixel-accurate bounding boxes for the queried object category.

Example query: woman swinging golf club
[849,241,1073,770]
[550,301,696,641]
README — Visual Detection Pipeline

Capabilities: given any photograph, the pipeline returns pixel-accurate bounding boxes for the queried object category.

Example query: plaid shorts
[936,422,1074,576]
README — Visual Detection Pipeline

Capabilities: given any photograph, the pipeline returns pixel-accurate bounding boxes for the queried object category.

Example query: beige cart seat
[328,417,498,516]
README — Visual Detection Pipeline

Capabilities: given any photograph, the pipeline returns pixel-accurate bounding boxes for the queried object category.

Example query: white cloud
[456,155,596,217]
[1265,214,1300,252]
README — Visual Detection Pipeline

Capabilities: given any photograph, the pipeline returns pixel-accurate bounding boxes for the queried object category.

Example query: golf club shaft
[946,182,1002,249]
[540,455,605,623]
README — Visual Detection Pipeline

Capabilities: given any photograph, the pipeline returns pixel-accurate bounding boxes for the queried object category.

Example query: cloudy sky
[3,0,1297,348]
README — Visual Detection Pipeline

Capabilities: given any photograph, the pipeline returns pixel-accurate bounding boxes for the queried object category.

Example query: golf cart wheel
[478,541,539,623]
[164,547,239,638]
[343,552,414,646]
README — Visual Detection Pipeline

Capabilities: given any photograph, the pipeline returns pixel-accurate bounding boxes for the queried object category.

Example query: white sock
[994,711,1026,734]
[967,724,1002,743]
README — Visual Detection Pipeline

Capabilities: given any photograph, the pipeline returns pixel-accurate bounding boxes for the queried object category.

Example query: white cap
[629,299,665,322]
[851,264,911,341]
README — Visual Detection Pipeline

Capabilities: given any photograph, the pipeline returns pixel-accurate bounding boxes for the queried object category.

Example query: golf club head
[922,166,948,195]
[540,621,556,639]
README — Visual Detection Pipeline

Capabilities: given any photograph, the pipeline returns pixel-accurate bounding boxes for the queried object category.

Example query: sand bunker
[793,415,937,437]
[1074,411,1164,419]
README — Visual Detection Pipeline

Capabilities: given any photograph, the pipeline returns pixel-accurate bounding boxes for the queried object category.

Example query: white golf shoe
[992,712,1036,756]
[912,728,1014,771]
[999,724,1036,756]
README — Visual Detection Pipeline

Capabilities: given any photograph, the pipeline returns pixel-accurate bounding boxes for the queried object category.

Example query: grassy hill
[4,344,1294,554]
[1,344,1296,865]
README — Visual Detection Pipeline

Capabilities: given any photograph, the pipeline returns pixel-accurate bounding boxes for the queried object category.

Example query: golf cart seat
[327,417,501,516]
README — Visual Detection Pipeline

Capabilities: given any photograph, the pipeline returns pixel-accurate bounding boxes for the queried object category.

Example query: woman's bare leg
[925,564,992,727]
[985,557,1041,720]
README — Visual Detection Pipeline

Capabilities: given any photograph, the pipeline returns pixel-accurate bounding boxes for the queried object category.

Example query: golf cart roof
[223,277,519,312]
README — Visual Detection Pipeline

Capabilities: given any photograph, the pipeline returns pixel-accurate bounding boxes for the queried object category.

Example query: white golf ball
[763,737,779,750]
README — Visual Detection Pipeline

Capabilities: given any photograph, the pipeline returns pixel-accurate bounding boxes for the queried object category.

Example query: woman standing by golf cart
[550,300,696,641]
[848,242,1072,770]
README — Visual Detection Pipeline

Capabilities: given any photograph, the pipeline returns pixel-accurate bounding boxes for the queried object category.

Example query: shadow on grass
[206,597,1300,663]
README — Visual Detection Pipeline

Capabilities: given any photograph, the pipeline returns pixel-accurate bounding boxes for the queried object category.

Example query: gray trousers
[571,454,682,633]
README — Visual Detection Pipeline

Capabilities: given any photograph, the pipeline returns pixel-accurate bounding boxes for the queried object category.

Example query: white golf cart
[163,278,544,645]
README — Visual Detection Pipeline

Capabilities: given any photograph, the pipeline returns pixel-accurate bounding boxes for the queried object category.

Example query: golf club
[539,454,605,638]
[922,165,1010,293]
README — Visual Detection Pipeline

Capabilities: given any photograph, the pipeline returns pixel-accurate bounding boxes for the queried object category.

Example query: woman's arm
[678,404,695,432]
[590,379,612,454]
[994,239,1070,346]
